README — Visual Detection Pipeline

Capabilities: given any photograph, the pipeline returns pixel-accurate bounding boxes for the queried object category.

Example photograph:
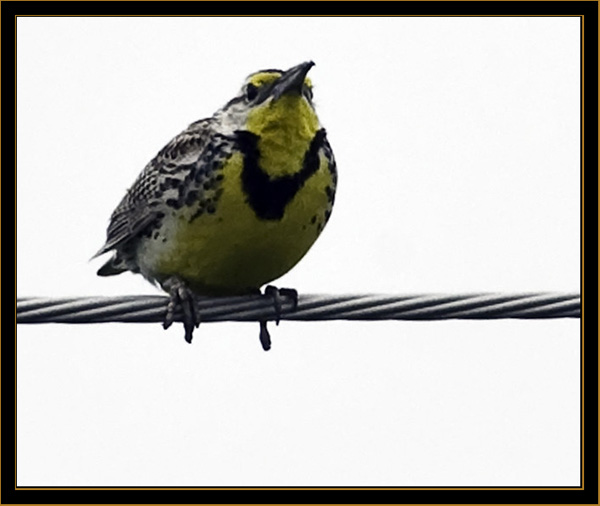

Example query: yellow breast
[153,149,333,295]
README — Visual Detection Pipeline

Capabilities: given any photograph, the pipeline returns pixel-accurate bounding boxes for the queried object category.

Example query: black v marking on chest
[236,128,327,220]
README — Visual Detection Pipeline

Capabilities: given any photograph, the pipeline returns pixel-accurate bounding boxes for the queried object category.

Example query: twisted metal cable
[17,292,580,324]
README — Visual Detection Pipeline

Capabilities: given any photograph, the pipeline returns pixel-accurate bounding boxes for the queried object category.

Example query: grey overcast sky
[17,16,580,486]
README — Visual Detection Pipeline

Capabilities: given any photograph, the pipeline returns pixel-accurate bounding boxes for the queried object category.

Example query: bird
[94,61,337,350]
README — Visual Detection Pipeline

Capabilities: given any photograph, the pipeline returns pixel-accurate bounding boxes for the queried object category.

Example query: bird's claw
[264,285,298,325]
[259,320,271,351]
[163,278,200,343]
[259,286,299,351]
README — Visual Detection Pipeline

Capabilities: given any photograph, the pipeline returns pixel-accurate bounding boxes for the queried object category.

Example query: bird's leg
[162,277,200,344]
[258,286,299,351]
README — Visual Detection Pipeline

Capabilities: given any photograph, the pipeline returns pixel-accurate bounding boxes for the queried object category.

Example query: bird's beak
[260,61,315,103]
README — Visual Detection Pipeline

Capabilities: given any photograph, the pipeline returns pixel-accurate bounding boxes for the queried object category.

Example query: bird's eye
[245,83,258,101]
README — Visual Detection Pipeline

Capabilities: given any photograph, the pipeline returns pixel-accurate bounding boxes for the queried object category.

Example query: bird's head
[216,61,320,139]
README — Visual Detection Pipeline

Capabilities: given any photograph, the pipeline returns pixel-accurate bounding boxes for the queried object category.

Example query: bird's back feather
[95,119,216,259]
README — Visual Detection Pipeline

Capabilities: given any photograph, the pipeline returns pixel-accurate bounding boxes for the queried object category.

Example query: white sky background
[16,17,581,487]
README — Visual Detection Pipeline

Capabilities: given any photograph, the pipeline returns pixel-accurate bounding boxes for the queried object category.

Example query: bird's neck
[245,96,319,178]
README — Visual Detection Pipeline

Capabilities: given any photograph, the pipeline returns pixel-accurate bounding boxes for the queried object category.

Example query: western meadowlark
[95,61,337,350]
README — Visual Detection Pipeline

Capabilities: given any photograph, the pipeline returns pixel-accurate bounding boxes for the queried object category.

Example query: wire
[17,292,580,324]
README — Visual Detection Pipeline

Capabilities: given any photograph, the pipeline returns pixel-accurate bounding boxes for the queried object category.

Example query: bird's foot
[162,277,200,343]
[259,286,299,351]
